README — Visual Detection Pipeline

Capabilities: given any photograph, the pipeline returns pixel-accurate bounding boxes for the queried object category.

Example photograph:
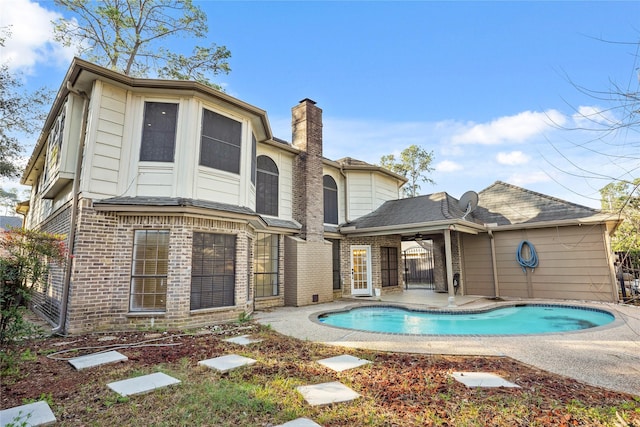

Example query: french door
[350,245,372,296]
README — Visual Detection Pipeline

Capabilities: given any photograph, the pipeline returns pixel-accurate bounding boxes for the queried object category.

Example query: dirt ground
[1,321,639,426]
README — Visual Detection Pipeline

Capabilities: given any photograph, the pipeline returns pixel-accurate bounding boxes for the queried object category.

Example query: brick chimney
[291,98,324,242]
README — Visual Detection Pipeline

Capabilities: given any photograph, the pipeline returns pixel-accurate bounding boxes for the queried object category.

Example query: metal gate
[402,246,434,289]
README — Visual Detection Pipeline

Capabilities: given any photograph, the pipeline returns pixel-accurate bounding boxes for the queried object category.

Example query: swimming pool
[317,304,615,335]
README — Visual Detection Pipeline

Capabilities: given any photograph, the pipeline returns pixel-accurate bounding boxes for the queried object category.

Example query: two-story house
[21,58,406,334]
[21,58,622,335]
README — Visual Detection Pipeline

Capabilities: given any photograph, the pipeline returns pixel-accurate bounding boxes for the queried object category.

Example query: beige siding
[137,165,175,196]
[87,82,126,197]
[347,171,375,219]
[373,174,400,209]
[195,169,241,202]
[493,225,616,302]
[461,233,495,296]
[346,171,401,220]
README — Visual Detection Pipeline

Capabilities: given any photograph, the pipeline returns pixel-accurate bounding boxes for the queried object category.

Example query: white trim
[350,245,372,296]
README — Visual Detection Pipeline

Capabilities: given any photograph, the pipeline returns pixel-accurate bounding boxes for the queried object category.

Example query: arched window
[323,175,338,224]
[256,156,279,216]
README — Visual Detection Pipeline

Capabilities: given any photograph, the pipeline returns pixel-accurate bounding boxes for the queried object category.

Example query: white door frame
[350,245,372,296]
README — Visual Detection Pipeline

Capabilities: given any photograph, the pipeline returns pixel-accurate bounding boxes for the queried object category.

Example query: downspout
[339,164,350,223]
[488,229,500,297]
[52,82,90,335]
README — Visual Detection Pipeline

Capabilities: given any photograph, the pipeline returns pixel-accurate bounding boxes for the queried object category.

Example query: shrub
[0,228,67,345]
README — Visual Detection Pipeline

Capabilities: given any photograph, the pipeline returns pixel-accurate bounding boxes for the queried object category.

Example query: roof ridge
[439,192,457,219]
[481,181,599,212]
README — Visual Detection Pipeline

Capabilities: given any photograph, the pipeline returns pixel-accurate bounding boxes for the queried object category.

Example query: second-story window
[140,102,178,162]
[256,155,278,216]
[200,109,242,174]
[323,175,338,224]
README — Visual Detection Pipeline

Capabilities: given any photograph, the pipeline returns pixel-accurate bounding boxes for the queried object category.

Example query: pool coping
[309,301,622,337]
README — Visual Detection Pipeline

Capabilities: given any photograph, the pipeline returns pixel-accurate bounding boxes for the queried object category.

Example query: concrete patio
[254,289,640,396]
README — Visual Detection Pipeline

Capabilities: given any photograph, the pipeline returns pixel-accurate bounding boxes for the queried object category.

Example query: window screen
[256,156,279,216]
[381,246,399,287]
[200,109,242,174]
[323,175,338,224]
[331,239,341,290]
[140,102,178,162]
[191,233,236,309]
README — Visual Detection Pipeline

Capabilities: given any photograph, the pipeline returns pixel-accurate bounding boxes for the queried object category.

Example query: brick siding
[341,235,403,296]
[63,198,257,333]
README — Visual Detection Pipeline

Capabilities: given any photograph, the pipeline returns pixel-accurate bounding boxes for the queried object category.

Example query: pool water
[317,305,614,335]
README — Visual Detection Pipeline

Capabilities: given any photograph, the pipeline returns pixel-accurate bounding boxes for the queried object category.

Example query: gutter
[340,219,486,236]
[52,82,90,335]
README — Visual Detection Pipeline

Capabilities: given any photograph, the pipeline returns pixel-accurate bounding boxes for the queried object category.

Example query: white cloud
[507,170,551,186]
[435,160,463,173]
[0,0,74,73]
[450,110,566,145]
[571,105,617,129]
[496,151,530,165]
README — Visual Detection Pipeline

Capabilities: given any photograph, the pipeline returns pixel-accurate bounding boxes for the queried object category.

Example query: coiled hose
[516,240,538,273]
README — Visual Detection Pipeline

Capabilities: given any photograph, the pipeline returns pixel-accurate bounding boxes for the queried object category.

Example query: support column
[444,229,455,301]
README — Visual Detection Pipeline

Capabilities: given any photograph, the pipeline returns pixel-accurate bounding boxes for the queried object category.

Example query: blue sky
[2,1,639,208]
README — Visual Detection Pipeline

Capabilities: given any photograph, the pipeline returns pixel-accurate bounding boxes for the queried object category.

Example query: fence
[402,246,434,289]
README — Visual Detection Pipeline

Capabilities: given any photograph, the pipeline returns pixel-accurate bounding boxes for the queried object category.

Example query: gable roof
[340,192,485,235]
[341,181,621,236]
[474,181,615,226]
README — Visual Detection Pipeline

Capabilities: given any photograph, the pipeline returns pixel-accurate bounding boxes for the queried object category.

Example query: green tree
[600,178,640,254]
[53,0,231,89]
[0,28,52,179]
[380,145,435,198]
[0,188,19,215]
[0,229,67,344]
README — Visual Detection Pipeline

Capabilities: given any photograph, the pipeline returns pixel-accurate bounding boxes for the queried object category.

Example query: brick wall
[284,236,333,306]
[65,199,257,334]
[291,99,324,242]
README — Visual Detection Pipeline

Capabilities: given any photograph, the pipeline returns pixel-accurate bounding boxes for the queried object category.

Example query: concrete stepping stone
[451,372,520,388]
[107,372,180,396]
[0,400,56,426]
[223,334,263,345]
[276,417,323,427]
[317,355,371,372]
[198,354,256,373]
[68,350,128,370]
[296,381,360,406]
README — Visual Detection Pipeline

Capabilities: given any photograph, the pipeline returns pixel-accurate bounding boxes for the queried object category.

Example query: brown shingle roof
[343,192,479,229]
[474,181,601,225]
